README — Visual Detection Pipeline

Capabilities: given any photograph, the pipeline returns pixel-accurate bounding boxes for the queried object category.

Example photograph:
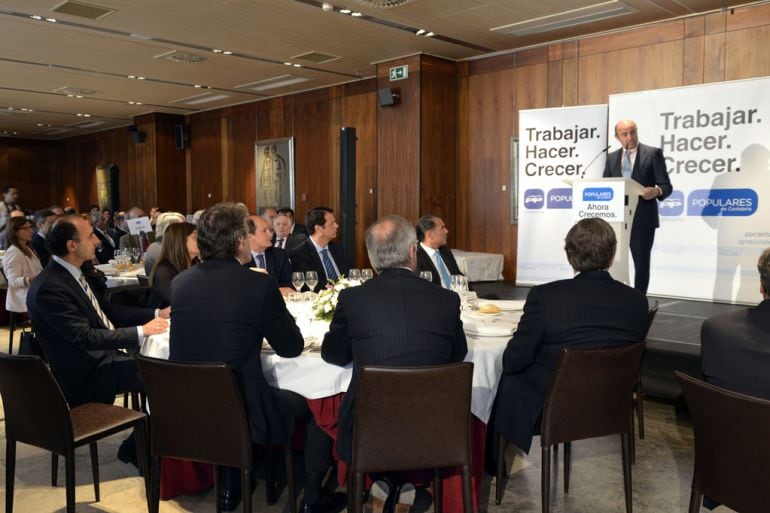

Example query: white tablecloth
[451,249,504,282]
[95,264,145,288]
[141,302,520,423]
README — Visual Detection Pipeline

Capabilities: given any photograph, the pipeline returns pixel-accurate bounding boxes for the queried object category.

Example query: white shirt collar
[420,242,438,257]
[53,255,83,282]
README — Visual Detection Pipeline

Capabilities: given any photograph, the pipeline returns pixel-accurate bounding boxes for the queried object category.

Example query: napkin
[462,311,519,337]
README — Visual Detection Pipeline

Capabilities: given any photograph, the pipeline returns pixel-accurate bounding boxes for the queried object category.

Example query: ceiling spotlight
[351,12,363,17]
[127,75,136,79]
[340,8,351,14]
[223,50,233,55]
[193,84,203,88]
[293,63,301,67]
[30,15,42,20]
[75,95,83,98]
[415,28,425,35]
[45,17,57,23]
[425,31,434,37]
[212,49,223,53]
[284,62,293,66]
[137,76,145,80]
[322,2,333,11]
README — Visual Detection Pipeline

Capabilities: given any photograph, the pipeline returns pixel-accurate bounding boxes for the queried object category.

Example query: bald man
[604,119,673,293]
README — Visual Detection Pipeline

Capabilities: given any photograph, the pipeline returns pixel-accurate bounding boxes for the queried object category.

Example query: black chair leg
[150,457,162,513]
[265,446,276,505]
[242,468,252,513]
[6,439,16,513]
[461,465,472,513]
[65,452,76,513]
[621,433,633,513]
[8,312,16,355]
[284,445,297,513]
[134,422,151,498]
[433,468,443,513]
[541,446,551,513]
[89,443,100,502]
[52,453,59,486]
[563,442,571,493]
[495,434,506,505]
[352,471,365,513]
[630,399,637,465]
[688,485,702,513]
[636,374,645,439]
[214,465,222,513]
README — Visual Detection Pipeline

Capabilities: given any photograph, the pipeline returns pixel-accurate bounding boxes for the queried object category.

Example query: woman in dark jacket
[148,222,198,308]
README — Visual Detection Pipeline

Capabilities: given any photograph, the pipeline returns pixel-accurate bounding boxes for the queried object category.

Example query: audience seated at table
[290,206,348,292]
[118,206,155,251]
[321,215,468,500]
[701,247,770,399]
[415,214,463,289]
[273,209,307,252]
[3,216,43,318]
[169,202,343,513]
[277,206,309,237]
[144,211,186,275]
[148,222,198,309]
[491,217,649,456]
[244,214,293,295]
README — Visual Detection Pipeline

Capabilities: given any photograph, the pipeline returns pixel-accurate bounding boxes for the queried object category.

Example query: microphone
[579,145,611,179]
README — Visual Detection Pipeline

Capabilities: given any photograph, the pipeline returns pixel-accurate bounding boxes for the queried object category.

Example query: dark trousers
[222,389,333,504]
[630,227,656,294]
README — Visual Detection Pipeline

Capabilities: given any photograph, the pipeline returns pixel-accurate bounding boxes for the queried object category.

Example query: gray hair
[196,202,248,260]
[155,211,185,238]
[365,215,416,273]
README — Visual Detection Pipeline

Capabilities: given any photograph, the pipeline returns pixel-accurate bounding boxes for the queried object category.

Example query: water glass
[348,269,361,282]
[291,272,305,292]
[361,268,373,282]
[419,271,433,282]
[305,271,318,291]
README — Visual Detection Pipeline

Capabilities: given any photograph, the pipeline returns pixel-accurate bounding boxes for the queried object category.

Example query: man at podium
[604,119,673,293]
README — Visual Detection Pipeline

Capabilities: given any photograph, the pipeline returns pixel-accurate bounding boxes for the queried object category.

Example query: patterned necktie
[256,253,266,269]
[433,251,452,289]
[622,150,633,177]
[139,233,149,252]
[320,248,339,281]
[79,275,115,330]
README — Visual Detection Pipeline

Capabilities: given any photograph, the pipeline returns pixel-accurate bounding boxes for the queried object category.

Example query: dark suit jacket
[289,238,348,292]
[26,260,154,406]
[701,299,770,400]
[118,231,156,251]
[244,247,292,288]
[415,245,463,286]
[292,223,308,237]
[273,233,306,254]
[31,232,51,267]
[493,270,649,453]
[322,268,468,461]
[603,142,673,231]
[169,257,304,444]
[94,227,115,264]
[148,260,178,309]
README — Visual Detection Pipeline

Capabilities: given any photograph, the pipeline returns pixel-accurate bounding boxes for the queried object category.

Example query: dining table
[140,295,524,511]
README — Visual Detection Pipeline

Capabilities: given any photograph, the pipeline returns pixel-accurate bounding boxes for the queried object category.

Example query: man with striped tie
[27,215,169,408]
[289,206,349,292]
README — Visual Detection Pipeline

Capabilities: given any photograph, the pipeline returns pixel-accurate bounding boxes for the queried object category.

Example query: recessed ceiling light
[284,62,293,66]
[351,12,363,17]
[340,8,351,14]
[30,15,42,20]
[293,63,301,67]
[127,75,136,79]
[213,49,223,53]
[137,76,146,80]
[425,32,435,37]
[45,17,58,23]
[194,84,203,88]
[415,29,425,35]
[223,50,233,55]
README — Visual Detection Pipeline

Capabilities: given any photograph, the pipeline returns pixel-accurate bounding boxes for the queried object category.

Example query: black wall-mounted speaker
[339,127,357,269]
[128,125,147,144]
[174,124,186,149]
[377,87,397,107]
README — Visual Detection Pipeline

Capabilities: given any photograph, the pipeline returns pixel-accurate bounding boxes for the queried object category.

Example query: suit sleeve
[289,245,312,274]
[603,153,614,177]
[451,294,469,362]
[150,264,175,309]
[321,290,354,366]
[502,286,545,374]
[260,279,304,358]
[441,246,464,277]
[275,253,293,288]
[699,318,720,385]
[652,147,673,199]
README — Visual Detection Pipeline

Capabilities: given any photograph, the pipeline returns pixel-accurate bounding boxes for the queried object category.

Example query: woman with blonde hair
[148,222,198,308]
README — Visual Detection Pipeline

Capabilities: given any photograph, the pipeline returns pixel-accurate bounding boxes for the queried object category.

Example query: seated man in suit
[31,208,57,267]
[90,211,116,264]
[170,202,343,513]
[118,206,155,251]
[492,217,649,456]
[322,215,468,463]
[415,214,463,288]
[278,206,308,236]
[701,247,770,400]
[245,214,293,295]
[290,206,348,292]
[273,210,306,253]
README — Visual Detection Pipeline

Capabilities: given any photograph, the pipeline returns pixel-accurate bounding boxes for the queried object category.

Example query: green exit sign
[389,65,408,81]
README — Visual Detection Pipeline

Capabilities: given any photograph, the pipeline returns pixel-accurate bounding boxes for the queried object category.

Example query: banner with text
[516,105,608,285]
[609,77,770,303]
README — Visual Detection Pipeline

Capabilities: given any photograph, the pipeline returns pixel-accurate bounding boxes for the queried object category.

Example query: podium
[564,177,645,285]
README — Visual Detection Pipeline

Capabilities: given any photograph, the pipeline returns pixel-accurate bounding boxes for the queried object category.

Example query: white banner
[516,105,608,285]
[609,77,770,304]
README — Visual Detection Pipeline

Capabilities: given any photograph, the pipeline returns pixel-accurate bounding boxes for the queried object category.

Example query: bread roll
[478,303,501,314]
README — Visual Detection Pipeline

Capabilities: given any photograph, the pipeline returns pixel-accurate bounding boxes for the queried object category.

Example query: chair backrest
[351,362,474,474]
[645,301,659,337]
[136,355,252,469]
[540,342,645,446]
[0,354,73,454]
[676,372,770,513]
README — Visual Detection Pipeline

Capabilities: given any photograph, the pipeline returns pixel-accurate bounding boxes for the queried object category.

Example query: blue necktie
[321,248,338,281]
[256,253,265,269]
[621,150,632,177]
[433,252,452,289]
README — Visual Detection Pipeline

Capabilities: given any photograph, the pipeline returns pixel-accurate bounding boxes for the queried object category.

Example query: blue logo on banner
[659,190,684,216]
[547,188,572,209]
[687,189,758,216]
[583,187,614,201]
[524,189,544,209]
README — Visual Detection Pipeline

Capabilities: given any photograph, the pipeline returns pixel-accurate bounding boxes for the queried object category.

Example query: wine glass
[291,272,305,293]
[305,271,318,291]
[361,268,373,282]
[450,275,463,293]
[348,269,361,283]
[419,271,433,281]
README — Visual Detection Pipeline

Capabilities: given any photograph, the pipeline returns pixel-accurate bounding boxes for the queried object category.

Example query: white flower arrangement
[311,277,357,321]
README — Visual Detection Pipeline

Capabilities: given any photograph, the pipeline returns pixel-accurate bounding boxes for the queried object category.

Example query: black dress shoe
[220,488,241,512]
[299,491,347,513]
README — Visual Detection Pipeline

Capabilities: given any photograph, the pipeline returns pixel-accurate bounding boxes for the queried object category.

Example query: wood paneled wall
[0,138,58,210]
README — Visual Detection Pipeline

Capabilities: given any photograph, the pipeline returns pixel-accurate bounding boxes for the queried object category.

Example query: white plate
[475,311,502,317]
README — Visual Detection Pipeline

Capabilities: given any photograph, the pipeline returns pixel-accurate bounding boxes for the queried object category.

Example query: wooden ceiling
[0,0,750,139]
